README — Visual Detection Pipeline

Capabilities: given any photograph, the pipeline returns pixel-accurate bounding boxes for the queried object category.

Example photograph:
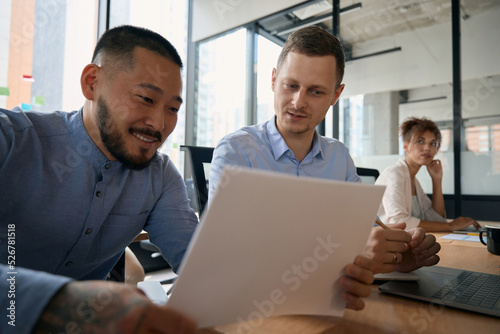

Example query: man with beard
[0,26,197,333]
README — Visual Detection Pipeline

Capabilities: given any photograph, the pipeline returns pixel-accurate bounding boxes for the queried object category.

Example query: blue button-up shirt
[209,116,360,201]
[0,107,198,332]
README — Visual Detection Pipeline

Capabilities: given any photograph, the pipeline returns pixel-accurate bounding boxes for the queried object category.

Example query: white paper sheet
[167,167,385,328]
[440,234,481,242]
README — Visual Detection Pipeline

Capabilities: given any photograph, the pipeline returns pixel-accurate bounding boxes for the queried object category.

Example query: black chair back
[356,167,380,184]
[180,145,214,216]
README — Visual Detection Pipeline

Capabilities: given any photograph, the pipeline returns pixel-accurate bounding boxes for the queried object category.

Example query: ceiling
[257,0,500,58]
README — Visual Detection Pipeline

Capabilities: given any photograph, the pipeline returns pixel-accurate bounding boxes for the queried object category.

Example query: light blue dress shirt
[0,107,198,332]
[209,116,360,201]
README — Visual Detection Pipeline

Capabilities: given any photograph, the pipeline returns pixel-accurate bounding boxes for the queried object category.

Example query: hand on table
[448,217,481,231]
[34,280,198,334]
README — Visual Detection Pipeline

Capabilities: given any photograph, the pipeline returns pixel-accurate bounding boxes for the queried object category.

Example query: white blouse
[375,159,447,230]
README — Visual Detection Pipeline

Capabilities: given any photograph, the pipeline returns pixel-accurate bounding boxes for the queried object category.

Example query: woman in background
[376,117,481,232]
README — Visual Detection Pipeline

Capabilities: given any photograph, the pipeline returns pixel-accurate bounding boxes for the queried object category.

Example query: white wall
[192,0,307,42]
[399,92,452,123]
[399,73,500,122]
[343,8,500,98]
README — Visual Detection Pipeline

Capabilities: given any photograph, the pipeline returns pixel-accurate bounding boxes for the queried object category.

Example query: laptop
[379,266,500,318]
[167,166,386,328]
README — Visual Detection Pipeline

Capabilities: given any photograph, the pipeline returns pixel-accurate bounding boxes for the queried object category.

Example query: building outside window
[1,0,97,113]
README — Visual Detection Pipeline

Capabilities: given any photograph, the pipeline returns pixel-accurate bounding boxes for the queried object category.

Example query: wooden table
[200,231,500,334]
[133,230,149,242]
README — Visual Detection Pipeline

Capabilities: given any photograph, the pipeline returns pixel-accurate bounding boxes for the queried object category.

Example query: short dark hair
[91,25,182,70]
[276,26,345,87]
[401,117,442,150]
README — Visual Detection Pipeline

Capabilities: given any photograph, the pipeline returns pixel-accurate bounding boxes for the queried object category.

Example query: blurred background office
[1,0,499,220]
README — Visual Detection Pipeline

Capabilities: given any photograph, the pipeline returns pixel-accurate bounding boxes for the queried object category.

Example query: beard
[96,96,160,170]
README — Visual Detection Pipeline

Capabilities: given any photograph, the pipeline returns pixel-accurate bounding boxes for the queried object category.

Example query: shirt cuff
[404,216,421,230]
[1,266,72,333]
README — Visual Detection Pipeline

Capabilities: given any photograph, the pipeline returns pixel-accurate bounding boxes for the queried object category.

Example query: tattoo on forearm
[33,281,150,334]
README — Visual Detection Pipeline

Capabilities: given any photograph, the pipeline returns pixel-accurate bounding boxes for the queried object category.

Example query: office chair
[124,145,214,275]
[356,167,380,184]
[128,146,214,273]
[180,145,214,216]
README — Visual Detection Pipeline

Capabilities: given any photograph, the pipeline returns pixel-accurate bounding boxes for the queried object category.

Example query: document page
[167,167,385,328]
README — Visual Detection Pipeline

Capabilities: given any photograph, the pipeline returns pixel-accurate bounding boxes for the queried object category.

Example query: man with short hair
[0,25,197,333]
[209,26,441,309]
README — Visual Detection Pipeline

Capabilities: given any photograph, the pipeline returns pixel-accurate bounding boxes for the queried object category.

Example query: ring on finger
[391,252,398,264]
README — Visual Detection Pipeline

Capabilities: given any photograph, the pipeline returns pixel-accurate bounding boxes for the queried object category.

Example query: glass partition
[462,114,500,195]
[458,0,500,196]
[338,1,455,194]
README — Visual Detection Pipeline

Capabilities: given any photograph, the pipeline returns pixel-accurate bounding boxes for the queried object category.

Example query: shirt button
[86,228,92,235]
[105,164,111,169]
[96,191,101,197]
[66,261,72,266]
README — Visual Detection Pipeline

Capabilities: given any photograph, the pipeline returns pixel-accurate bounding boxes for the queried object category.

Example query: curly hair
[400,117,442,150]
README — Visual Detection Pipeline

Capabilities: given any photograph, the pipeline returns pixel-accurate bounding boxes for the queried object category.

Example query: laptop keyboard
[432,271,500,309]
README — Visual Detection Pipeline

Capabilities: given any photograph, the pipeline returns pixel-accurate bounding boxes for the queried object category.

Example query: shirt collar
[265,116,323,161]
[71,108,115,168]
[310,132,323,160]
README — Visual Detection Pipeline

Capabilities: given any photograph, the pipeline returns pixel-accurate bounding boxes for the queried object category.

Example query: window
[462,116,500,195]
[338,95,367,158]
[460,0,500,178]
[256,34,282,124]
[195,28,247,147]
[1,1,97,113]
[2,0,190,171]
[108,0,189,170]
